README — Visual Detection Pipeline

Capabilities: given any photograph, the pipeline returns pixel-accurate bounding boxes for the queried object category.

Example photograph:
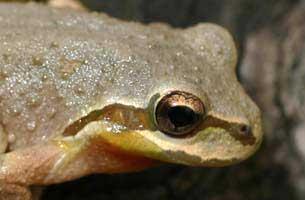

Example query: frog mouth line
[62,104,256,146]
[62,104,155,137]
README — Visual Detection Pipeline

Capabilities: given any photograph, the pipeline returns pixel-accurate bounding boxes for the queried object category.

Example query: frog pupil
[168,106,197,128]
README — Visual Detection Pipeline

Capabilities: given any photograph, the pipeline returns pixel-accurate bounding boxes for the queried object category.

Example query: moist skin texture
[0,3,262,200]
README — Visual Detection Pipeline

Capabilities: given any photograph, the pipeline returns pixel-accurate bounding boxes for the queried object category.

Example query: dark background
[38,0,305,199]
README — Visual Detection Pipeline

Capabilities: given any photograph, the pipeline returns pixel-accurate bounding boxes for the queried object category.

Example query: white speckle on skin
[26,121,37,131]
[8,133,16,144]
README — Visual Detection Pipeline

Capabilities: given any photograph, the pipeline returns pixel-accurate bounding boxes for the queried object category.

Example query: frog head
[71,23,263,167]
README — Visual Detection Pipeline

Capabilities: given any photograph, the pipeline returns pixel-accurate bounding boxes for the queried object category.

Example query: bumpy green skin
[0,2,262,199]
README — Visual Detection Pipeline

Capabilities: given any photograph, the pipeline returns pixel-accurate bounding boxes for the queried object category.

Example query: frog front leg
[0,183,32,200]
[0,144,64,200]
[0,184,43,200]
[0,121,154,199]
[0,143,88,200]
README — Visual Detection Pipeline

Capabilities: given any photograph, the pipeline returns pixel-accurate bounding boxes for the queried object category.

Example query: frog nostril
[240,125,252,136]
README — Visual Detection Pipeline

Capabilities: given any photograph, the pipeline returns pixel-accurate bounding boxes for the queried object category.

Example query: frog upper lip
[199,115,256,146]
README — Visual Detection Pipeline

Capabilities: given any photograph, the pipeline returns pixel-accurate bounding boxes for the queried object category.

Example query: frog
[0,2,263,200]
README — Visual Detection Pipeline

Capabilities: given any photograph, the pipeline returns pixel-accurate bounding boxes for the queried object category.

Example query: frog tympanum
[0,3,263,200]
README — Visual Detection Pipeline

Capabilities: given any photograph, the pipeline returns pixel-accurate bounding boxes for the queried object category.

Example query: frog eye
[155,91,205,137]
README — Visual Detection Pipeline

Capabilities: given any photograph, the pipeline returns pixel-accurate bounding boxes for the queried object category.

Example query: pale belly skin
[0,2,263,200]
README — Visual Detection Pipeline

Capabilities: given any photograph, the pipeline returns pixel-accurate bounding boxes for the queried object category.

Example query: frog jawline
[62,103,154,137]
